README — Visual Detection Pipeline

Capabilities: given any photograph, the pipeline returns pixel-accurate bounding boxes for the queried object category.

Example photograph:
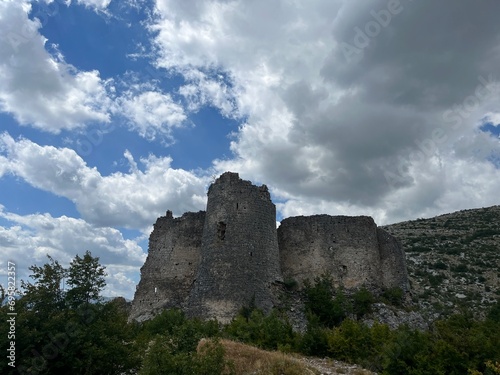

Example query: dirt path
[300,356,376,375]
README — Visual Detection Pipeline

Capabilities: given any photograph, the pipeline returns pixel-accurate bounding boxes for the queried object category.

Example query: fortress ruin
[130,172,409,323]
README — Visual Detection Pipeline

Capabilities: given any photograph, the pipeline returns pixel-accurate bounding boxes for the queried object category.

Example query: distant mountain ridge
[383,205,500,318]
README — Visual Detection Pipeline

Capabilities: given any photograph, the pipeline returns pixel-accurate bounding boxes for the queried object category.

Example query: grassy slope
[198,339,374,375]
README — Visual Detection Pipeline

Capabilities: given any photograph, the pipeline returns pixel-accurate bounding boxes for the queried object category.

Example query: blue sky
[1,0,499,299]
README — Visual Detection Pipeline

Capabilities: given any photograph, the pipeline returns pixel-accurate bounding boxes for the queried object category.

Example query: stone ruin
[129,172,409,323]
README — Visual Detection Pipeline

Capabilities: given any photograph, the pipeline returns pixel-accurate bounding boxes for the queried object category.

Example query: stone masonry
[278,215,409,291]
[187,172,282,323]
[129,172,409,322]
[129,211,205,321]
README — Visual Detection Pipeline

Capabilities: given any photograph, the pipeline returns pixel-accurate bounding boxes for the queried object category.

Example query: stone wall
[187,172,282,323]
[377,228,410,291]
[278,215,383,289]
[129,210,205,322]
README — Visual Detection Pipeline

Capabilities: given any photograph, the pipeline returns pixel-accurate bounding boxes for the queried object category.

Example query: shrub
[452,263,469,273]
[352,287,375,319]
[381,287,404,307]
[303,276,348,328]
[283,278,298,290]
[139,337,233,375]
[225,309,296,351]
[428,273,445,287]
[432,261,448,270]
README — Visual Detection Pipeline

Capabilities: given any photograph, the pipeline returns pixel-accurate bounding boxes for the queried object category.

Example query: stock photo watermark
[341,0,414,62]
[384,74,499,188]
[16,311,97,375]
[6,261,16,368]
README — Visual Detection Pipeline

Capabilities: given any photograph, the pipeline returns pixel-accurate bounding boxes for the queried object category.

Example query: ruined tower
[187,172,282,323]
[129,211,205,322]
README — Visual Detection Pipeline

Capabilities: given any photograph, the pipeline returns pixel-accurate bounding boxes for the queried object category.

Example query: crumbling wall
[129,210,205,322]
[377,228,410,292]
[278,215,383,289]
[187,172,282,323]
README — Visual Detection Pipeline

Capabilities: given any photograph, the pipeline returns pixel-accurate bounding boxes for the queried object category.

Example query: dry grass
[197,339,317,375]
[197,339,376,375]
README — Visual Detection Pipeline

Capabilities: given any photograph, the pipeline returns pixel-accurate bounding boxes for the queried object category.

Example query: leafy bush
[381,287,404,307]
[428,273,445,287]
[225,309,296,351]
[283,278,298,290]
[303,276,349,328]
[139,337,233,375]
[432,261,448,270]
[297,315,329,357]
[352,287,375,318]
[409,246,432,253]
[452,263,469,273]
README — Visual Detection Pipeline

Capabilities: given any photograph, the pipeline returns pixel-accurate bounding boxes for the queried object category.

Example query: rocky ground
[383,205,500,320]
[299,356,375,375]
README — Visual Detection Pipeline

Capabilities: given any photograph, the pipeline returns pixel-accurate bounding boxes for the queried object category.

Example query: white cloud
[149,0,500,223]
[484,112,500,126]
[73,0,112,10]
[0,206,145,299]
[179,71,238,117]
[0,133,209,229]
[119,90,187,142]
[40,0,112,12]
[0,0,113,133]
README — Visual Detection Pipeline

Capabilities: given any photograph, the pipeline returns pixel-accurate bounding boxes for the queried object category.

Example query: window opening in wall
[217,221,226,240]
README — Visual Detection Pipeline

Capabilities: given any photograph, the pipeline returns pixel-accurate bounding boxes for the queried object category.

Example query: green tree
[66,250,106,308]
[1,255,69,374]
[20,255,66,312]
[487,300,500,323]
[352,287,375,319]
[304,276,348,328]
[225,309,296,351]
[1,253,140,375]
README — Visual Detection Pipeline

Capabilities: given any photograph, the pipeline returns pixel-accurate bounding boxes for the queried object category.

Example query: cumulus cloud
[179,70,239,117]
[0,206,145,299]
[0,1,196,143]
[149,0,500,223]
[119,90,187,142]
[0,0,114,132]
[0,133,208,229]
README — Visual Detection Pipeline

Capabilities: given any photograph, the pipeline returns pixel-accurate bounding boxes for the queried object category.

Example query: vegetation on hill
[2,254,499,374]
[383,206,500,318]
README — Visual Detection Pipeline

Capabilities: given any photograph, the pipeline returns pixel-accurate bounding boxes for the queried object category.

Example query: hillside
[200,339,374,375]
[383,206,500,318]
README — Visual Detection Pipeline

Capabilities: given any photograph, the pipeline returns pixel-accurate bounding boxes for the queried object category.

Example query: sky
[1,0,499,299]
